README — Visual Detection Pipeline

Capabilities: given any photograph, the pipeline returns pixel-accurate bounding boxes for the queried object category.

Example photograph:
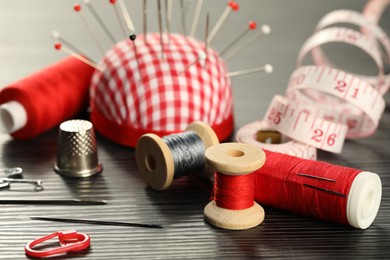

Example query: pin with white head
[226,64,273,78]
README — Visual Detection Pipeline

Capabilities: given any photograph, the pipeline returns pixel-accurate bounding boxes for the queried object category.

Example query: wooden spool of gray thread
[135,121,219,190]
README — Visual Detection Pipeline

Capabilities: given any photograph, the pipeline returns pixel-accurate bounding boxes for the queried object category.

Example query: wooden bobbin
[203,142,266,230]
[135,121,219,190]
[256,130,281,144]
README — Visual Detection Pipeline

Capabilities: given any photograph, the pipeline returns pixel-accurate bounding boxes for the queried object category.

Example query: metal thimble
[54,119,102,178]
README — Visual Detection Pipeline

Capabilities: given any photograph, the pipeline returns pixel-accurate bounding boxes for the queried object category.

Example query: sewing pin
[180,0,187,35]
[117,0,137,39]
[189,0,203,37]
[0,199,107,205]
[109,0,128,39]
[51,31,93,61]
[180,51,207,75]
[54,42,103,71]
[165,0,173,44]
[207,1,240,45]
[74,4,105,55]
[204,12,210,67]
[84,0,117,44]
[166,0,173,23]
[224,24,271,62]
[304,184,347,198]
[225,64,273,78]
[157,0,165,59]
[142,0,147,39]
[219,21,257,56]
[129,35,142,80]
[31,217,163,229]
[297,173,337,183]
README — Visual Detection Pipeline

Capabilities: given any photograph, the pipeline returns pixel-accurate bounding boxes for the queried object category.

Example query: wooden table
[0,0,389,258]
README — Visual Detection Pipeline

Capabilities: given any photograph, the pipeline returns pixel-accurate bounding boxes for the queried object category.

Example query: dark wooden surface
[1,0,390,259]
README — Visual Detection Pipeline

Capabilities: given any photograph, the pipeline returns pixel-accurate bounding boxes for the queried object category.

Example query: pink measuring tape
[25,231,90,258]
[236,2,389,156]
[363,0,390,24]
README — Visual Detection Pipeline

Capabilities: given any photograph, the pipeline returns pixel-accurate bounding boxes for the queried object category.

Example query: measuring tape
[287,66,385,139]
[309,10,390,95]
[236,119,317,159]
[363,0,390,24]
[237,2,389,155]
[263,95,348,153]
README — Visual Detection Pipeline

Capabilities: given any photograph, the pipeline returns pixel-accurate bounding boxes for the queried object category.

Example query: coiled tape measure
[237,3,390,157]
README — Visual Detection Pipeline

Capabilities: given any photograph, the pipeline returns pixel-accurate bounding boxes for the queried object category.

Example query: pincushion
[90,32,234,147]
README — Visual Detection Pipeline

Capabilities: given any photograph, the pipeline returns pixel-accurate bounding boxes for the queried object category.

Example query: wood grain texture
[1,0,389,259]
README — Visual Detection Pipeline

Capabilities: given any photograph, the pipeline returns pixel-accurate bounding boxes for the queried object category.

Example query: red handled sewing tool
[25,231,90,258]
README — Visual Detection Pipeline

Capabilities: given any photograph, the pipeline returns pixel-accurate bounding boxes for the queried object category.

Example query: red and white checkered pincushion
[90,32,234,147]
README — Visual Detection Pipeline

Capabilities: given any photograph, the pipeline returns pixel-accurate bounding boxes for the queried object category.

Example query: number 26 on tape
[311,128,337,147]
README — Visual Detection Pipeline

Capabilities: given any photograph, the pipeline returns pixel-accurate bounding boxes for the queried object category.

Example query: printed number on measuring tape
[239,3,389,155]
[264,95,348,153]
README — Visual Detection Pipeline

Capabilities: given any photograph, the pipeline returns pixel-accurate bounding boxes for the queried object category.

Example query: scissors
[0,167,23,178]
[0,178,44,191]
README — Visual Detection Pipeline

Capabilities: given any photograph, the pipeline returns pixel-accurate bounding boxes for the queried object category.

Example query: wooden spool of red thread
[204,142,266,230]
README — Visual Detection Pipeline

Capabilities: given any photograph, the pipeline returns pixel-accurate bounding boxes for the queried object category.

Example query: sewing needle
[31,216,163,229]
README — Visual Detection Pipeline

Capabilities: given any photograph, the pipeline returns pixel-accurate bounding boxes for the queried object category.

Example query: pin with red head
[207,1,240,44]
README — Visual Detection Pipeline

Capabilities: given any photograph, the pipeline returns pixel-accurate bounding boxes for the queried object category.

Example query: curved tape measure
[363,0,390,24]
[309,10,390,95]
[287,65,385,139]
[237,2,389,155]
[236,119,317,160]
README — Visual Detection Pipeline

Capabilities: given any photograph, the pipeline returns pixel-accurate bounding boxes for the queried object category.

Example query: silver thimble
[54,119,102,178]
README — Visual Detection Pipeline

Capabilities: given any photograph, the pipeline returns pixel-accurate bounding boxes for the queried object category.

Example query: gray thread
[162,131,206,179]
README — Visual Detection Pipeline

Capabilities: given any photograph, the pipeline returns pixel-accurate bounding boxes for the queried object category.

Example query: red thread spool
[204,142,266,230]
[0,57,95,139]
[254,150,382,229]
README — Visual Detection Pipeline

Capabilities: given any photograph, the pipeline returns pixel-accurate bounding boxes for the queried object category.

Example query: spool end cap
[347,171,382,229]
[135,134,175,190]
[204,200,265,230]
